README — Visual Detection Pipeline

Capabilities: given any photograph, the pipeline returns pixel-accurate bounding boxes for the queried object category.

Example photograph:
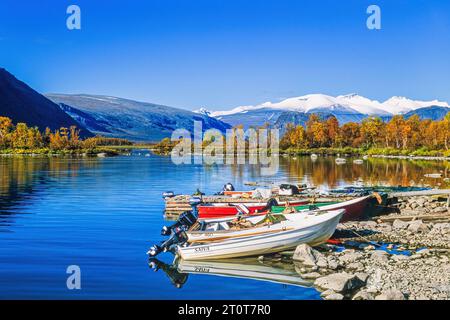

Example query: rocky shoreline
[283,195,450,300]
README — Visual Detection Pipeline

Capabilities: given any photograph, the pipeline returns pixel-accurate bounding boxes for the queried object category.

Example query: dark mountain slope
[46,94,231,142]
[0,68,92,137]
[404,106,450,121]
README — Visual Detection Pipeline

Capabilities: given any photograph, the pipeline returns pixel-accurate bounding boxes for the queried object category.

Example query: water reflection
[278,157,449,189]
[149,258,313,289]
[0,156,101,229]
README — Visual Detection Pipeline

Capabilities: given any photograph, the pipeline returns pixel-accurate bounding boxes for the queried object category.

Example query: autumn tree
[340,122,361,147]
[0,116,13,147]
[326,116,340,147]
[360,117,384,147]
[441,112,450,150]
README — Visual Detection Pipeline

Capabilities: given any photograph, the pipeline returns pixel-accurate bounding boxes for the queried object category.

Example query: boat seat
[205,223,220,231]
[204,222,231,231]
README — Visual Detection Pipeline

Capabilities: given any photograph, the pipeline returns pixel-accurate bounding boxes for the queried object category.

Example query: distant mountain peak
[194,107,211,116]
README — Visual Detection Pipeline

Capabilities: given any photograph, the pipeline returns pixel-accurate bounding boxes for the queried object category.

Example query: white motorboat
[176,209,345,261]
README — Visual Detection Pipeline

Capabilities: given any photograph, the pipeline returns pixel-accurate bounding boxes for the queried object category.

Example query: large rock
[314,272,365,294]
[355,272,369,283]
[407,220,429,233]
[293,244,324,266]
[375,288,405,300]
[326,256,340,270]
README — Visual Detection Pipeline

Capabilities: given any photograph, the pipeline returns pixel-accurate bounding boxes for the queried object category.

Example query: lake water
[0,153,448,299]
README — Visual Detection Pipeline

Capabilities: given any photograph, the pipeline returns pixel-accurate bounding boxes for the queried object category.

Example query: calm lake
[0,153,448,299]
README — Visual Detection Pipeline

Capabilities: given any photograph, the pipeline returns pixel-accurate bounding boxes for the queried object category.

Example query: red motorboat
[197,199,309,219]
[198,195,376,222]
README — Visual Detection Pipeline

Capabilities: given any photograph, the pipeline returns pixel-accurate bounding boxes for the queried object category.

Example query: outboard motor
[224,183,235,192]
[161,210,198,236]
[148,229,189,257]
[189,196,202,206]
[260,198,279,212]
[162,191,175,199]
[148,244,162,257]
[279,184,300,196]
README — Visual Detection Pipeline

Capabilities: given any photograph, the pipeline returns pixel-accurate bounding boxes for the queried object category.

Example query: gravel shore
[289,195,450,300]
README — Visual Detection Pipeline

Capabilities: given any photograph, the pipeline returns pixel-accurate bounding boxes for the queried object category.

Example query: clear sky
[1,0,449,111]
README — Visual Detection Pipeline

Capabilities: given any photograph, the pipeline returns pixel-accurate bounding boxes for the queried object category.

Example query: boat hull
[277,196,372,222]
[200,196,372,224]
[177,210,344,261]
[197,199,309,219]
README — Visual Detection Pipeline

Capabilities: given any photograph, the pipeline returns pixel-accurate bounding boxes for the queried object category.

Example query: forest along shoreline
[152,112,450,159]
[264,195,450,300]
[0,115,134,157]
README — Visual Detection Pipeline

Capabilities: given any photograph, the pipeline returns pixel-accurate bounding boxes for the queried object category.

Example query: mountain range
[208,93,450,128]
[0,68,92,137]
[0,67,230,142]
[46,94,231,142]
[1,67,449,142]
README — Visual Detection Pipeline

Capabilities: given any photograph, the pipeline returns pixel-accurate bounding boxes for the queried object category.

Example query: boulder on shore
[314,272,365,294]
[293,244,324,266]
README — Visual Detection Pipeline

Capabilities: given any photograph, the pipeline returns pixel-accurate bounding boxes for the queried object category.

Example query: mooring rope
[337,222,383,248]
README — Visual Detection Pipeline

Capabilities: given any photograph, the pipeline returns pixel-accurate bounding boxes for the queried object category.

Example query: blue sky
[0,0,449,110]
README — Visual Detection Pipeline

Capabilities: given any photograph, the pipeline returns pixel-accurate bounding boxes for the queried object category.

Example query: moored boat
[197,198,309,219]
[176,209,345,260]
[272,195,373,222]
[199,195,376,223]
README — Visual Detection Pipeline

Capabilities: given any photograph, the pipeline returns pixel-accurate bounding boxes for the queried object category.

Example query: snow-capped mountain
[336,94,391,116]
[210,94,449,128]
[194,107,212,116]
[381,96,449,115]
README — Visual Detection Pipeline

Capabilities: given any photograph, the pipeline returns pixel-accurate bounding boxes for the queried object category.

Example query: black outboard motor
[189,196,202,206]
[260,198,279,212]
[162,191,175,199]
[279,184,300,196]
[161,210,198,236]
[224,183,235,192]
[148,229,189,257]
